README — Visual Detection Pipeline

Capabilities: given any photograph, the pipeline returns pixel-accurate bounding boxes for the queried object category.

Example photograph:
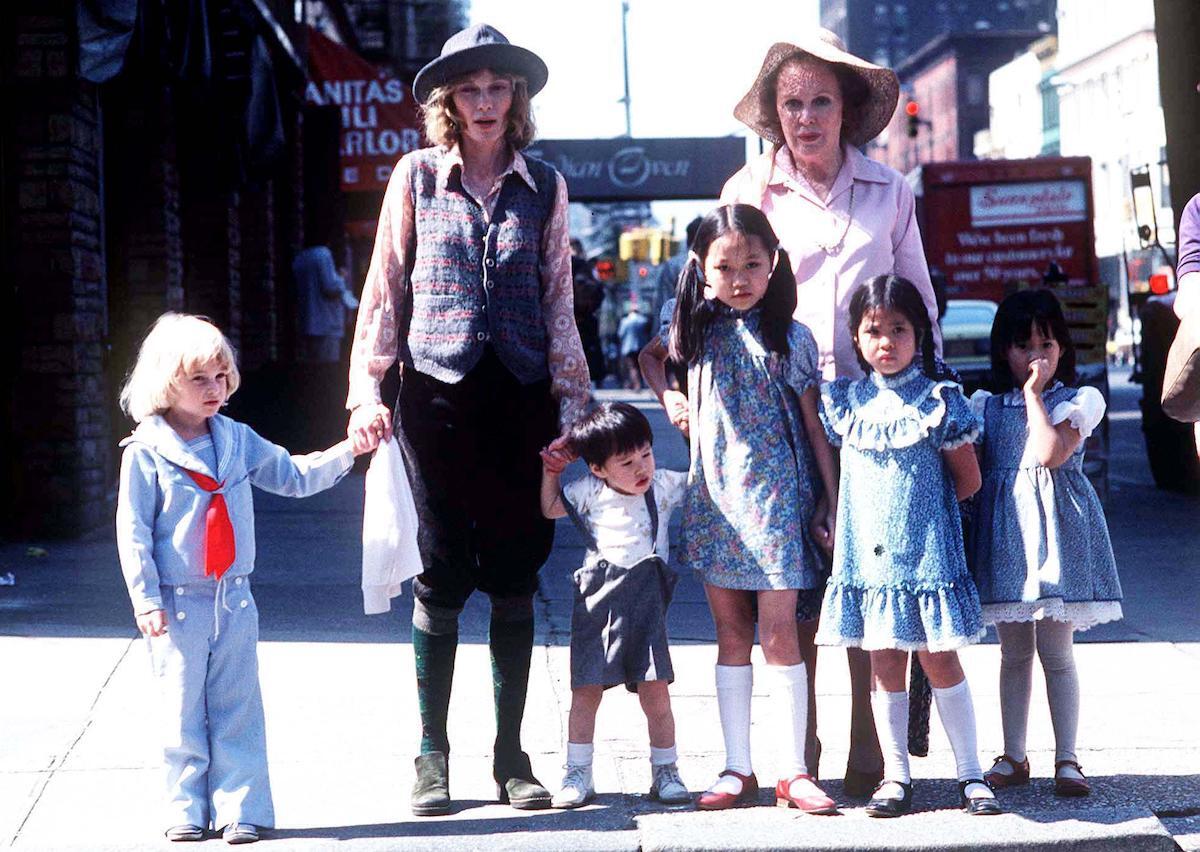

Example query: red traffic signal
[594,259,616,281]
[905,100,921,138]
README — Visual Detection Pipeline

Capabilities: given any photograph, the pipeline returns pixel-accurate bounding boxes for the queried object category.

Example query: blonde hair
[421,71,537,150]
[119,313,241,423]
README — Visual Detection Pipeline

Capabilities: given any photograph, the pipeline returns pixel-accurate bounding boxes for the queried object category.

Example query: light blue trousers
[147,580,274,829]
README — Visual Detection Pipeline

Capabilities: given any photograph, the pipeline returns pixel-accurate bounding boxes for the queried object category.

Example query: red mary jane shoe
[775,774,837,814]
[696,770,758,810]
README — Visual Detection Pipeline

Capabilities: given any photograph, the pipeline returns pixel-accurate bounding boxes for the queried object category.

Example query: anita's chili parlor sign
[305,28,423,191]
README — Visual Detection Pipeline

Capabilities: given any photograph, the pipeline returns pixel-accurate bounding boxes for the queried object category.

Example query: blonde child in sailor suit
[115,313,376,844]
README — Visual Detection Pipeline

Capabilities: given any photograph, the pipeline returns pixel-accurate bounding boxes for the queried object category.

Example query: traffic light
[905,100,920,138]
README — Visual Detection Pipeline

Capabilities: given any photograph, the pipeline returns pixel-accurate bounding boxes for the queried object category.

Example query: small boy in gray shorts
[539,402,689,808]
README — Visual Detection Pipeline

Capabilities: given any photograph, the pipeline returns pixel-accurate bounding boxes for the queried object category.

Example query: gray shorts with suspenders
[561,486,678,692]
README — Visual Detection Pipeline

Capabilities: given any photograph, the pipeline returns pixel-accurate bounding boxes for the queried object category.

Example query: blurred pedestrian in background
[293,244,358,364]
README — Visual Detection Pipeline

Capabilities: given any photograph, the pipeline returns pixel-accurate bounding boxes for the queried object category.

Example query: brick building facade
[2,1,313,537]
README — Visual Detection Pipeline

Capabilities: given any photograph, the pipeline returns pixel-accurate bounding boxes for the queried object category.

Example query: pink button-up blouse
[721,144,941,380]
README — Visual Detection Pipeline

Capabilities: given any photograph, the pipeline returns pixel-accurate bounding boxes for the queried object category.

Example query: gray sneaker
[650,762,690,804]
[551,764,595,809]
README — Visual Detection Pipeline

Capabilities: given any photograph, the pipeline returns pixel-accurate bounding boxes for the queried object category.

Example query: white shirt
[562,468,687,568]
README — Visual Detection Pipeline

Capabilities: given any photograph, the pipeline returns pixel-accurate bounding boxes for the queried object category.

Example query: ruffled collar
[869,363,924,390]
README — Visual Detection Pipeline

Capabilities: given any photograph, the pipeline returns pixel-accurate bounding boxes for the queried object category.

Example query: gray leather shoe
[221,823,259,844]
[412,752,451,816]
[494,751,551,810]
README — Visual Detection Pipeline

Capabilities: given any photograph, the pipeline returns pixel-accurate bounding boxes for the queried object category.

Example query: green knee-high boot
[413,623,457,756]
[489,616,550,808]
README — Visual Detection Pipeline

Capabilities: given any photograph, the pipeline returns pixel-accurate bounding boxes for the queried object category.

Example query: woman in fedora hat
[719,30,957,813]
[345,23,590,817]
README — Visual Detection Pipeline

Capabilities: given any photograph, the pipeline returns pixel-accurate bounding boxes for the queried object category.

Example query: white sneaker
[551,764,595,809]
[650,762,690,804]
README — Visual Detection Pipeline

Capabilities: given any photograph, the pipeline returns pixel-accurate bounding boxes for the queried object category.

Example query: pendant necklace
[814,183,855,255]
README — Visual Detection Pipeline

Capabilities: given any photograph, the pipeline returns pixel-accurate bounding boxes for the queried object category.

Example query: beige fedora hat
[733,29,899,148]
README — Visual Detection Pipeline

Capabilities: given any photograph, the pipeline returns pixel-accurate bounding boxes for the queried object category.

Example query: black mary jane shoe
[412,752,452,816]
[959,778,1003,816]
[864,780,913,818]
[494,751,552,810]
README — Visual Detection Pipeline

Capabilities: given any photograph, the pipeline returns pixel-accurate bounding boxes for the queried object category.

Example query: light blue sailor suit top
[115,413,355,614]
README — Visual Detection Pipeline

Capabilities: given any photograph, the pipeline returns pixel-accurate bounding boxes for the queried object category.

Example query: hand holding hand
[540,434,576,474]
[349,404,392,451]
[137,609,168,637]
[663,389,690,438]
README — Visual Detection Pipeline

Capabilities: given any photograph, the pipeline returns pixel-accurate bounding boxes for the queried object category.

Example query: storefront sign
[305,27,422,191]
[524,137,745,201]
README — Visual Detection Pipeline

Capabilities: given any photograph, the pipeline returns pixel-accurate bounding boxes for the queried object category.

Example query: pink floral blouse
[347,146,591,430]
[721,144,941,380]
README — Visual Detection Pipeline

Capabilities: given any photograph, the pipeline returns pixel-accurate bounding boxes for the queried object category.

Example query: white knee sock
[996,621,1036,763]
[871,689,911,788]
[1036,619,1080,765]
[932,679,987,785]
[715,664,753,776]
[566,741,594,767]
[763,663,809,778]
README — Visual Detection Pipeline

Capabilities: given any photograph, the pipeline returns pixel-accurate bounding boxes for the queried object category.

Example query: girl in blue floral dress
[969,290,1122,799]
[816,275,1001,818]
[662,204,839,814]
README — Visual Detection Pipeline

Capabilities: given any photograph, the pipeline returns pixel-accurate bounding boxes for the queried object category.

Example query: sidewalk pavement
[2,391,1199,851]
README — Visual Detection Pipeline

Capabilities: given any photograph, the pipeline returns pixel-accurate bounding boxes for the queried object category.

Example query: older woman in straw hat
[346,24,590,817]
[720,29,943,804]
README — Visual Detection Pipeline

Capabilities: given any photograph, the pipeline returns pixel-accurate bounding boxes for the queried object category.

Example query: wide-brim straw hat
[413,23,548,104]
[733,29,899,149]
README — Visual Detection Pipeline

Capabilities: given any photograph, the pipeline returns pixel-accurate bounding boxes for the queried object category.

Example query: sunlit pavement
[2,372,1198,850]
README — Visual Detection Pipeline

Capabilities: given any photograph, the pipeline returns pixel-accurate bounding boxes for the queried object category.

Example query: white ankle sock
[871,689,911,789]
[932,679,990,795]
[715,664,753,776]
[650,744,677,766]
[566,741,594,767]
[763,663,809,778]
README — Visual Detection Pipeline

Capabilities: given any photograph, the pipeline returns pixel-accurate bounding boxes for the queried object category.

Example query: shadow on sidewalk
[266,793,648,841]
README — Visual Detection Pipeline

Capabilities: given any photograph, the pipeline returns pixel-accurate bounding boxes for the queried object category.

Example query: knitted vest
[404,147,557,384]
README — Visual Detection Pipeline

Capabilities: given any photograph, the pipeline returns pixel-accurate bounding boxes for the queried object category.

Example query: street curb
[636,805,1179,851]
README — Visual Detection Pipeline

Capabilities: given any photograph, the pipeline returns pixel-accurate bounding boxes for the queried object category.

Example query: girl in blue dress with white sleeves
[816,275,1001,818]
[115,313,375,844]
[969,290,1122,799]
[663,204,841,815]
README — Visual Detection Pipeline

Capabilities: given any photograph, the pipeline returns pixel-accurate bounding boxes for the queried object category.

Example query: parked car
[940,299,997,392]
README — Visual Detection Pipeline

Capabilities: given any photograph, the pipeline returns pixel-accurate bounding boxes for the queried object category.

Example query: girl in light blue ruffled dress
[663,204,841,814]
[815,275,1000,818]
[970,289,1122,799]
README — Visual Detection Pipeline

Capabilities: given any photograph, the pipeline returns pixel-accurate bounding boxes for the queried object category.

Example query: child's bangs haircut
[847,274,938,377]
[120,313,241,423]
[668,203,797,366]
[989,288,1076,391]
[569,402,653,468]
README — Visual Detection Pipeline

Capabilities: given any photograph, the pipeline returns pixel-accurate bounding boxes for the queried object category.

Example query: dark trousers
[397,349,558,610]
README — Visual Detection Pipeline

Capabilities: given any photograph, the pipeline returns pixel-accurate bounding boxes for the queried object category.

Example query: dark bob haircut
[569,401,653,468]
[847,274,938,378]
[989,288,1076,392]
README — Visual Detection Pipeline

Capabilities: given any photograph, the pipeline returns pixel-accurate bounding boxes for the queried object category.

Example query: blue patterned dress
[969,384,1123,629]
[815,364,985,651]
[679,306,825,592]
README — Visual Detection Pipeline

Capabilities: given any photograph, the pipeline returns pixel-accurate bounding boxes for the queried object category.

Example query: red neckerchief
[184,470,235,579]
